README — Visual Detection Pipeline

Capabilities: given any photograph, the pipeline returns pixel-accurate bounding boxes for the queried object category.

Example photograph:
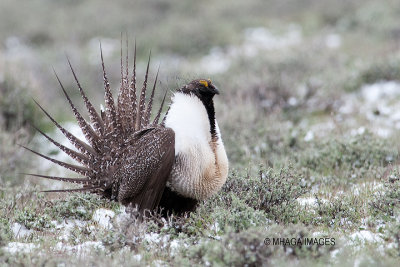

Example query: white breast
[165,93,211,154]
[164,92,228,200]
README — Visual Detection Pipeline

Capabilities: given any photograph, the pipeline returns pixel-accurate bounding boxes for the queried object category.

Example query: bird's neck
[198,95,217,141]
[164,92,217,154]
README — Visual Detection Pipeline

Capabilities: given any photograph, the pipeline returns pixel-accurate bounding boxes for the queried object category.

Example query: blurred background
[1,0,400,185]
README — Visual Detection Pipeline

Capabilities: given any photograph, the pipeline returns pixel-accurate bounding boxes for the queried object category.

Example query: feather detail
[136,51,151,130]
[129,40,138,132]
[144,65,159,125]
[67,57,105,136]
[100,42,122,136]
[161,105,170,126]
[117,36,133,134]
[153,89,167,125]
[41,186,102,193]
[53,69,100,149]
[32,125,91,167]
[23,173,91,185]
[33,99,97,156]
[20,145,93,176]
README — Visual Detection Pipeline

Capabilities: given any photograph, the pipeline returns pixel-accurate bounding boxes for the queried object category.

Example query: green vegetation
[0,71,43,185]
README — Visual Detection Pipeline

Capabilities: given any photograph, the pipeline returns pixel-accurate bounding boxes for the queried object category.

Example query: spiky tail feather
[23,39,168,196]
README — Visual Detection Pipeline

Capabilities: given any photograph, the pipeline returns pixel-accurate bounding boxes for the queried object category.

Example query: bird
[22,42,229,215]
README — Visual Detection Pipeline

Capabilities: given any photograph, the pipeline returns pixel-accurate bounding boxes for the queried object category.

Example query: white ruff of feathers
[165,92,229,200]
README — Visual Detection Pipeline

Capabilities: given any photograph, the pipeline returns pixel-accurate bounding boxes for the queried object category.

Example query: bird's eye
[199,80,209,87]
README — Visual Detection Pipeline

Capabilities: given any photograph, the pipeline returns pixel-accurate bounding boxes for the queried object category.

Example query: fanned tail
[25,37,169,198]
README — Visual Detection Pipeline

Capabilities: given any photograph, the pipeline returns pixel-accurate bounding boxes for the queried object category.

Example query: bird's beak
[212,86,220,95]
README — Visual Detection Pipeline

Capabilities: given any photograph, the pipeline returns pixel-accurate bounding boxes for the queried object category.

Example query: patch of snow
[143,233,172,251]
[361,81,400,103]
[330,248,340,258]
[88,225,96,232]
[76,206,86,215]
[133,254,142,261]
[55,241,104,255]
[144,232,161,244]
[53,219,87,241]
[12,223,33,238]
[153,260,167,267]
[169,239,181,256]
[352,186,361,196]
[210,222,220,233]
[350,127,366,136]
[312,231,327,237]
[376,242,397,255]
[339,218,353,227]
[351,182,384,196]
[387,242,397,249]
[350,230,383,244]
[2,242,38,254]
[375,221,386,233]
[288,97,298,106]
[339,80,400,138]
[325,34,342,49]
[92,208,115,229]
[376,128,392,138]
[114,206,131,226]
[304,131,314,142]
[354,257,362,267]
[297,197,318,206]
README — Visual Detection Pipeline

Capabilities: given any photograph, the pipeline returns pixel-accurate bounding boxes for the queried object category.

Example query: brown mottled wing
[115,126,175,211]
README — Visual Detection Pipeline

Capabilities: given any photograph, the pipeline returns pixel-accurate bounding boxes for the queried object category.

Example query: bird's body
[24,45,228,214]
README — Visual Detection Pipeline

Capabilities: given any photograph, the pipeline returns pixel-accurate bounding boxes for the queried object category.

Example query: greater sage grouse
[23,44,229,214]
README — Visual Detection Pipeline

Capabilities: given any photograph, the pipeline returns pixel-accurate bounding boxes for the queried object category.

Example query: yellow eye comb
[199,80,209,87]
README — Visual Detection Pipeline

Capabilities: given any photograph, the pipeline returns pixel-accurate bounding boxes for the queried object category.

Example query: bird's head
[180,79,219,100]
